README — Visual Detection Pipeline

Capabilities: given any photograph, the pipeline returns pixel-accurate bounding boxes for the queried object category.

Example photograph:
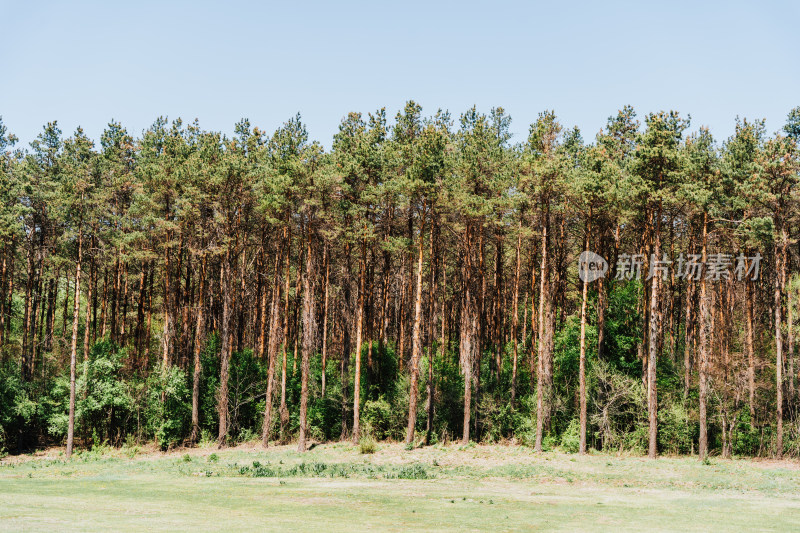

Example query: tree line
[0,103,799,459]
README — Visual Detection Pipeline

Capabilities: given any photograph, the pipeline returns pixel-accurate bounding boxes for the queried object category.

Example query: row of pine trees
[0,103,799,458]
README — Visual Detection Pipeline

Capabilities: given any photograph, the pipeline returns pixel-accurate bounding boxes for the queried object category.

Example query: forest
[0,102,799,460]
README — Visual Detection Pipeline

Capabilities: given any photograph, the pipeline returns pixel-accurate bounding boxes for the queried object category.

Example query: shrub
[0,363,37,453]
[145,364,191,450]
[237,427,258,443]
[515,396,537,447]
[362,397,393,440]
[226,349,267,438]
[478,393,520,443]
[590,359,647,452]
[359,435,377,454]
[732,412,760,456]
[657,400,692,455]
[44,341,135,447]
[560,418,580,453]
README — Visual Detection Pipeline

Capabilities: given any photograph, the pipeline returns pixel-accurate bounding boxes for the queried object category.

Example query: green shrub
[0,362,37,453]
[657,400,692,455]
[541,434,558,452]
[560,418,580,453]
[362,397,393,440]
[44,341,135,447]
[359,435,377,454]
[733,412,760,456]
[226,348,267,438]
[478,393,520,443]
[239,428,260,443]
[622,425,649,454]
[145,364,191,450]
[515,396,537,446]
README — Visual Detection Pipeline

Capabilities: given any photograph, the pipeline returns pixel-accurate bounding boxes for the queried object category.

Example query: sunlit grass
[1,443,798,531]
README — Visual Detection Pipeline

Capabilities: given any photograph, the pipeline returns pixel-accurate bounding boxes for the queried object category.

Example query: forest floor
[1,442,799,532]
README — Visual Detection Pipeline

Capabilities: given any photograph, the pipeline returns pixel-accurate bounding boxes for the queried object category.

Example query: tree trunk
[100,267,108,338]
[111,248,121,343]
[179,253,192,368]
[143,263,154,364]
[352,239,366,442]
[529,246,537,396]
[61,270,69,341]
[405,205,426,445]
[190,253,207,444]
[83,257,94,362]
[647,206,661,459]
[476,228,486,440]
[511,224,522,405]
[21,241,35,380]
[340,244,353,441]
[535,210,550,452]
[217,249,233,447]
[0,241,7,348]
[578,214,591,454]
[237,244,247,354]
[90,248,98,343]
[380,246,391,350]
[493,234,503,382]
[698,212,709,460]
[262,228,286,446]
[788,286,795,403]
[120,264,129,346]
[596,267,607,361]
[162,236,172,368]
[135,265,147,359]
[398,256,407,372]
[321,243,331,398]
[298,232,315,452]
[3,245,12,345]
[460,223,478,445]
[44,276,55,352]
[256,242,269,362]
[292,266,301,375]
[279,252,291,443]
[746,274,755,419]
[775,226,786,459]
[426,221,438,445]
[684,271,695,399]
[66,225,83,459]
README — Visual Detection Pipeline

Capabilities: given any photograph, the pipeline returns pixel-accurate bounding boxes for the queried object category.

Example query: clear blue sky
[2,0,798,148]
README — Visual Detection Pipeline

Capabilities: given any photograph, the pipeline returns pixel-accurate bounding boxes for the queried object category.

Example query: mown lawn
[1,443,798,532]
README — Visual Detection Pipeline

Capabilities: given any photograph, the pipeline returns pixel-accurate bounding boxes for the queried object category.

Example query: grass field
[1,442,799,532]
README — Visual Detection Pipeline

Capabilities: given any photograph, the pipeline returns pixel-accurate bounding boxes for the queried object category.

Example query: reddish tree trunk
[352,239,366,442]
[405,206,426,445]
[190,253,207,444]
[698,213,709,460]
[66,225,83,459]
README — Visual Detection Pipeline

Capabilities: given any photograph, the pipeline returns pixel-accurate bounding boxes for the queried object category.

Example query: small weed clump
[392,463,429,480]
[232,459,433,481]
[240,461,278,477]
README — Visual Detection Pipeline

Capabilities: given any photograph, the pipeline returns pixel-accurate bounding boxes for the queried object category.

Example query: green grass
[1,443,799,531]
